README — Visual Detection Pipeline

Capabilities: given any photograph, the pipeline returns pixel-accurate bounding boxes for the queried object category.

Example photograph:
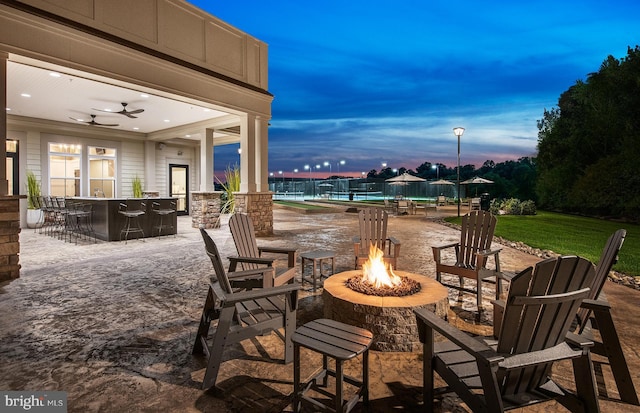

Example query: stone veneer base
[323,270,449,352]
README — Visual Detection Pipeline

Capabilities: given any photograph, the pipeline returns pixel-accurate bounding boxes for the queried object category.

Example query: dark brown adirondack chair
[229,213,297,287]
[415,255,601,413]
[353,207,401,269]
[192,228,300,389]
[574,229,638,405]
[432,210,502,309]
[493,229,638,405]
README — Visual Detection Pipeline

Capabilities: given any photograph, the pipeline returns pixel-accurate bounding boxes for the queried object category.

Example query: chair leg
[571,352,601,413]
[201,305,235,390]
[593,308,640,405]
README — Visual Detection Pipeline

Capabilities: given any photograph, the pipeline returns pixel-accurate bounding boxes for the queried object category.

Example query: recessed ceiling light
[49,72,61,78]
[203,108,211,112]
[6,108,10,111]
[21,93,31,98]
[163,119,170,123]
[140,94,149,98]
[133,127,139,130]
[185,134,191,138]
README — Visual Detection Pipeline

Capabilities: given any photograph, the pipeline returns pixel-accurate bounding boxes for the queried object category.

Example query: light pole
[323,161,332,175]
[453,127,465,217]
[337,160,345,173]
[431,164,439,179]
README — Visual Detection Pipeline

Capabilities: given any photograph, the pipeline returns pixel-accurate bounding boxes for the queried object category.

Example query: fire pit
[323,245,448,351]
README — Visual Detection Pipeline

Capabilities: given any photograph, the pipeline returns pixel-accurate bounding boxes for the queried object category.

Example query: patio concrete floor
[1,205,639,412]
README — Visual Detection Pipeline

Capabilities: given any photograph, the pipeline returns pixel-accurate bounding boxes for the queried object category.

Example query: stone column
[191,192,221,229]
[234,192,273,236]
[0,196,23,281]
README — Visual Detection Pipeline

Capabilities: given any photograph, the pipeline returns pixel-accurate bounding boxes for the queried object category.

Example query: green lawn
[274,200,331,210]
[447,211,640,277]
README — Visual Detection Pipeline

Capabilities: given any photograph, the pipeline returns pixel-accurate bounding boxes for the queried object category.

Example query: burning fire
[361,244,402,288]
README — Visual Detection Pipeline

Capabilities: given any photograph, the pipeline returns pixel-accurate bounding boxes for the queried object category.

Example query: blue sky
[190,1,639,178]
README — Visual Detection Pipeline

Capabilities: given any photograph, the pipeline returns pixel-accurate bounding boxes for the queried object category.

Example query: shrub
[490,198,537,215]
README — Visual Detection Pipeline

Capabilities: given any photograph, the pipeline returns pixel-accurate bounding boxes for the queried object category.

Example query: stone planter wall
[0,196,23,281]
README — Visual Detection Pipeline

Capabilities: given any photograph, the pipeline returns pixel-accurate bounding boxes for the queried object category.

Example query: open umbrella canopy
[386,172,426,182]
[389,181,408,186]
[461,176,494,184]
[429,179,455,186]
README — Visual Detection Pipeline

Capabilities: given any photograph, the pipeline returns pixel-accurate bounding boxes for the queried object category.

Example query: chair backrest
[458,210,496,268]
[199,228,232,293]
[229,213,261,271]
[575,229,625,330]
[497,255,595,392]
[358,208,389,252]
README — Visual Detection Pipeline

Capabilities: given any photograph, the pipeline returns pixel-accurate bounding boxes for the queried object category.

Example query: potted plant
[25,170,43,228]
[132,176,143,198]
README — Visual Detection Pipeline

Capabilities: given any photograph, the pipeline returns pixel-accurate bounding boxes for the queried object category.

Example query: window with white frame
[49,143,81,197]
[88,146,116,197]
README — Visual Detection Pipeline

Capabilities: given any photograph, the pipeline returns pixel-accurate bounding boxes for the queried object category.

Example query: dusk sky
[190,1,639,179]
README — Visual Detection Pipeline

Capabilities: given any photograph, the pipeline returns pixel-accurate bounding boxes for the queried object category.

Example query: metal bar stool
[119,200,146,243]
[152,200,176,238]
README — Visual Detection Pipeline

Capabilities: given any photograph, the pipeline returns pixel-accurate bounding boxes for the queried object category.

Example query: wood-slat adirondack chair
[353,207,401,269]
[432,210,503,309]
[229,213,297,287]
[493,229,638,405]
[193,228,300,389]
[415,255,601,413]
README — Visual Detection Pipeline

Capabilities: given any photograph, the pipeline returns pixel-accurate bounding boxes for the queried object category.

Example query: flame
[361,244,402,288]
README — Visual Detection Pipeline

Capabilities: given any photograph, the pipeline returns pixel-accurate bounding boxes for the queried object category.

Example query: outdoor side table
[300,250,335,292]
[292,318,374,413]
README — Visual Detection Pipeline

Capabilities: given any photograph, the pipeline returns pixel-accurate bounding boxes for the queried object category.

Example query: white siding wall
[120,140,145,198]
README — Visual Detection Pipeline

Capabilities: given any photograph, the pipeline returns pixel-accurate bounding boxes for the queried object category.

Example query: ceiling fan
[69,114,119,127]
[92,102,144,118]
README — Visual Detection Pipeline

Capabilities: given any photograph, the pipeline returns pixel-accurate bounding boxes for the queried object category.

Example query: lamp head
[453,127,465,137]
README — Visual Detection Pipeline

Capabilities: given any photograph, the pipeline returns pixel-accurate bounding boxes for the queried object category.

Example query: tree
[536,45,640,219]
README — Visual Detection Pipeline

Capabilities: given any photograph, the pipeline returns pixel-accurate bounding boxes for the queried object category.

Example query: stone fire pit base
[323,270,449,351]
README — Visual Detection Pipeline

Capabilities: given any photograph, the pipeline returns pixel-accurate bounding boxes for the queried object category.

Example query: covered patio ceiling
[6,56,241,145]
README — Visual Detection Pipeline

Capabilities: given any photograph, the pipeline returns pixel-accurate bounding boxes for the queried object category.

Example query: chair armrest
[565,332,595,349]
[432,242,460,251]
[477,248,502,258]
[387,236,400,246]
[499,342,585,371]
[580,298,611,311]
[228,255,275,272]
[414,308,502,363]
[224,283,301,305]
[258,246,297,267]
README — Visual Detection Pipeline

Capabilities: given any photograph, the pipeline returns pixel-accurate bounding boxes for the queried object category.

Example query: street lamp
[453,127,465,217]
[338,160,345,173]
[323,161,332,175]
[431,164,439,179]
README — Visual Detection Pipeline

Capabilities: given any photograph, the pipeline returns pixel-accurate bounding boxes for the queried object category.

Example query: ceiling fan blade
[93,121,120,127]
[120,111,139,119]
[69,117,84,122]
[91,108,115,114]
[126,108,144,114]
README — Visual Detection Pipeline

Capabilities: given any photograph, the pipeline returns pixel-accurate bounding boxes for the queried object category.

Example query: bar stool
[152,200,176,237]
[292,319,373,413]
[119,200,146,243]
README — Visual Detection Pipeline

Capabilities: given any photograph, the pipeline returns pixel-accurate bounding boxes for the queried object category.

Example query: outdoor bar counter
[71,197,178,241]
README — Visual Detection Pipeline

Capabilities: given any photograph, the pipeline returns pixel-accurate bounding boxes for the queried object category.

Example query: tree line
[537,45,640,220]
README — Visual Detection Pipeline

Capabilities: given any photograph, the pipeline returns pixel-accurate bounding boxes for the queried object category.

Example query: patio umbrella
[386,173,424,197]
[461,176,494,196]
[429,179,455,197]
[386,172,426,183]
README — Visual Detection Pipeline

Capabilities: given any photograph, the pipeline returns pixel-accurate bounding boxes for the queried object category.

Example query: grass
[446,211,640,277]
